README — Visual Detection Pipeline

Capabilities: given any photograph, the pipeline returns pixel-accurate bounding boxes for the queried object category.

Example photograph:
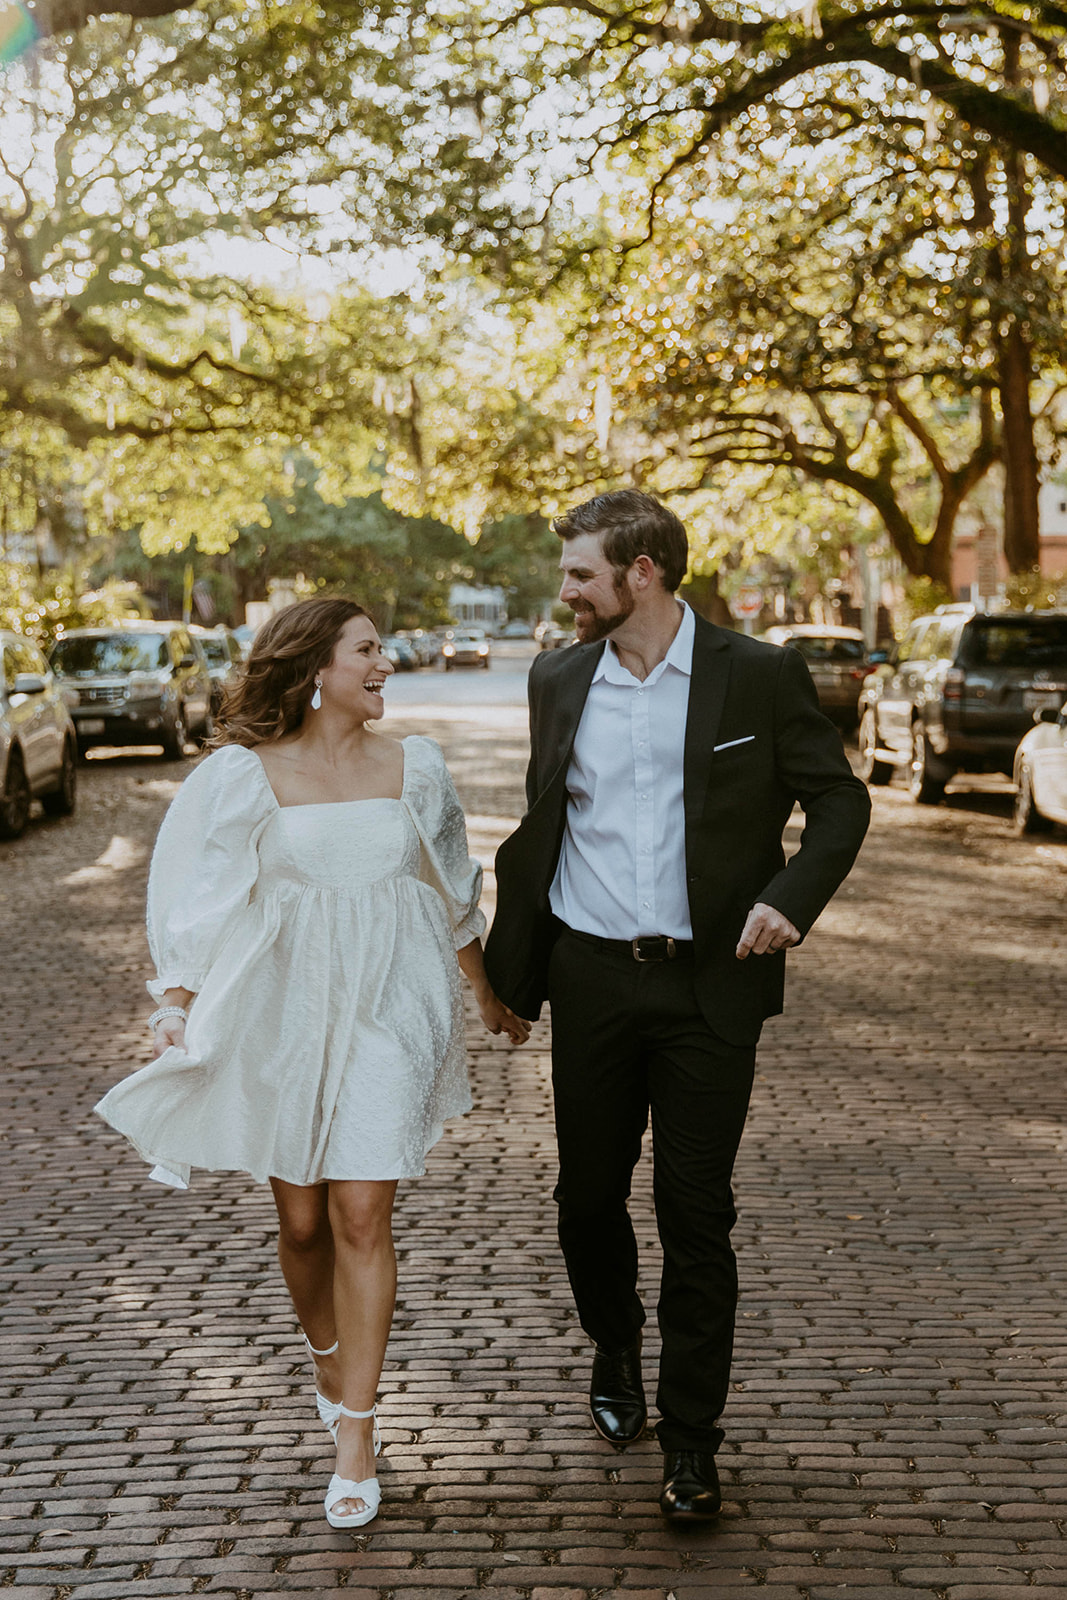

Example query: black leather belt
[565,928,694,963]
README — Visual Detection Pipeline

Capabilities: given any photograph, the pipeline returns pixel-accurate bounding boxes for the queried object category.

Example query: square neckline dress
[94,736,485,1188]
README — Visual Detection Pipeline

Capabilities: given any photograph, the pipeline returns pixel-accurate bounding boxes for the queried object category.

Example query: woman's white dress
[95,736,485,1189]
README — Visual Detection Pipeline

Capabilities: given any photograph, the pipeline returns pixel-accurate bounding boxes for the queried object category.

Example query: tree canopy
[5,0,1066,605]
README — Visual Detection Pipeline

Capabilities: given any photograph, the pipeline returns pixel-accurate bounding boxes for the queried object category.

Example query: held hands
[736,902,800,961]
[476,990,532,1045]
[456,939,531,1044]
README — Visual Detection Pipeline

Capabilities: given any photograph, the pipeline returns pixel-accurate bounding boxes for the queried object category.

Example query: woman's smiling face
[318,615,394,719]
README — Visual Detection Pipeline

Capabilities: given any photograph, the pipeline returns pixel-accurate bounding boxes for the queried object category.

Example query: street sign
[730,585,764,620]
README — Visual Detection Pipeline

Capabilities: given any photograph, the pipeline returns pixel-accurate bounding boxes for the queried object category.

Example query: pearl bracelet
[148,1005,188,1032]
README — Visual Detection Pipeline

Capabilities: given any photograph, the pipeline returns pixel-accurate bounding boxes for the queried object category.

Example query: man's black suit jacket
[484,613,872,1046]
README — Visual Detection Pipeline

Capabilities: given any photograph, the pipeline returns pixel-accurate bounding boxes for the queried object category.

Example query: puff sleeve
[145,743,274,1001]
[404,736,487,949]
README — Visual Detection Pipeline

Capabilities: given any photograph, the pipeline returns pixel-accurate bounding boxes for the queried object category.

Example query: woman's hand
[456,939,531,1043]
[152,1016,187,1057]
[476,991,532,1045]
[150,987,194,1058]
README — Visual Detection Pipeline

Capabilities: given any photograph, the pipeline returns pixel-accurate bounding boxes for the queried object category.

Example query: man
[484,491,870,1521]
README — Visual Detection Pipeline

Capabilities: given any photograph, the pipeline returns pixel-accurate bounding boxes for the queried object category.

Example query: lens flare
[0,2,38,64]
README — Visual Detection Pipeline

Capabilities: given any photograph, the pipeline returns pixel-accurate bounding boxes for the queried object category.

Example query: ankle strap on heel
[337,1402,377,1420]
[304,1333,339,1357]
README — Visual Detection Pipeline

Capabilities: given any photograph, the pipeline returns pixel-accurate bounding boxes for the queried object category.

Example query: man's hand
[736,903,801,961]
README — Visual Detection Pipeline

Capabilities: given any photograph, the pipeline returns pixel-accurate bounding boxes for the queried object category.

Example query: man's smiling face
[558,532,636,644]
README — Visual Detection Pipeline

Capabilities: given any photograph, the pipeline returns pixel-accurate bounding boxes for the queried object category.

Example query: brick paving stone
[2,692,1066,1598]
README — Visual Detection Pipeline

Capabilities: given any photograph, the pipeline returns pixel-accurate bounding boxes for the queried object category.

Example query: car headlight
[443,644,455,656]
[478,645,489,655]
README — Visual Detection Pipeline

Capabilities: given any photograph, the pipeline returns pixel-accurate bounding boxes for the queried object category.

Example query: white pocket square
[713,736,755,752]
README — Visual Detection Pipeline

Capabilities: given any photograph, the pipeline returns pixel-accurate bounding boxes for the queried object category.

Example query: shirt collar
[594,601,695,686]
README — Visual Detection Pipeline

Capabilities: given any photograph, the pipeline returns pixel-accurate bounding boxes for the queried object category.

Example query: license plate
[1023,690,1062,712]
[78,718,106,734]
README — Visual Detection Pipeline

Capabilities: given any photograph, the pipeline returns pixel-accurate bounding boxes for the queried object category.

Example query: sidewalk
[1,703,1066,1600]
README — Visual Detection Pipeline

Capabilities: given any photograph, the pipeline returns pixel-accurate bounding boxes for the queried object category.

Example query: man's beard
[571,577,635,642]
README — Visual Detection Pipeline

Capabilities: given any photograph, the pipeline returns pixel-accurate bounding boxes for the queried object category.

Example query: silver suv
[858,608,1067,803]
[0,631,78,840]
[49,622,213,760]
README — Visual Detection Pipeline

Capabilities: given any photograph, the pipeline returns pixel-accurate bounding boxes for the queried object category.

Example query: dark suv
[857,607,1067,803]
[49,622,213,760]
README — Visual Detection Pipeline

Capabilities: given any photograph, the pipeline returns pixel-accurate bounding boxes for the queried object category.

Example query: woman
[96,598,529,1532]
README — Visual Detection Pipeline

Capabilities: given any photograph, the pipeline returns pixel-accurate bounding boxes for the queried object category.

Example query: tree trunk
[681,569,735,628]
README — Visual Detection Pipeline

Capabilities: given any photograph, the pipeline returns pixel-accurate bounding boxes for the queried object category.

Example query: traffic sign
[730,585,764,620]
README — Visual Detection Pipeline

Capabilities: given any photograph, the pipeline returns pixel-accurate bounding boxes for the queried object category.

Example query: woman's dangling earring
[311,678,322,711]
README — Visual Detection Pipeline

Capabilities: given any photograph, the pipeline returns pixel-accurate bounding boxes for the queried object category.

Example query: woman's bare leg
[327,1178,398,1515]
[270,1177,340,1404]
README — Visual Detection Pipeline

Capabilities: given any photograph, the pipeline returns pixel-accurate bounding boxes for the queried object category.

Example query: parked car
[0,631,78,839]
[858,607,1067,803]
[393,629,439,666]
[231,622,257,656]
[760,625,873,729]
[189,625,244,717]
[537,625,574,651]
[441,629,490,669]
[500,619,534,638]
[49,621,214,760]
[1013,703,1067,834]
[381,635,419,671]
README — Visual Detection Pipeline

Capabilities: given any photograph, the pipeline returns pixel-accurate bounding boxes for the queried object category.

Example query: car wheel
[0,751,32,840]
[41,741,77,817]
[908,724,948,805]
[1013,763,1053,836]
[162,710,188,761]
[192,710,215,750]
[857,710,893,785]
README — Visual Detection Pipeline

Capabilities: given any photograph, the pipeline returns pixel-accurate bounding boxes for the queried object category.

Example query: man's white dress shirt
[550,601,694,939]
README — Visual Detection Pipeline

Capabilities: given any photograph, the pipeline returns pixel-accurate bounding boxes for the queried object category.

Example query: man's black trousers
[548,927,756,1454]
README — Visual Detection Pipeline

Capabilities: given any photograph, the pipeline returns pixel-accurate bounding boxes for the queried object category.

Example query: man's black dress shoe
[659,1450,722,1520]
[589,1341,646,1446]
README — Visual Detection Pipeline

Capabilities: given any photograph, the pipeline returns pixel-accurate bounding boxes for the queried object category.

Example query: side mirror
[11,673,47,696]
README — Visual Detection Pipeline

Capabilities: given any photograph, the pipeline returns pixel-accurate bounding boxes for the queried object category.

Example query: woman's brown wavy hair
[213,598,369,748]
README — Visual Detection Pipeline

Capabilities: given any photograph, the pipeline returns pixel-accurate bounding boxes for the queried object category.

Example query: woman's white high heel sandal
[303,1333,343,1438]
[324,1403,381,1530]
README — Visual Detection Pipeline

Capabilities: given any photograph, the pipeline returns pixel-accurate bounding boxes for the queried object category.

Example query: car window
[50,634,169,675]
[897,621,929,662]
[788,636,866,663]
[197,637,229,667]
[957,618,1067,669]
[919,622,955,661]
[14,641,48,677]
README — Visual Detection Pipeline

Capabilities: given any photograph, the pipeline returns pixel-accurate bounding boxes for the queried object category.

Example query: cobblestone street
[2,686,1066,1600]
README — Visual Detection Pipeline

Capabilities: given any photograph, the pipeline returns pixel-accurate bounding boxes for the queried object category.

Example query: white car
[441,630,490,669]
[0,630,78,840]
[1014,704,1067,834]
